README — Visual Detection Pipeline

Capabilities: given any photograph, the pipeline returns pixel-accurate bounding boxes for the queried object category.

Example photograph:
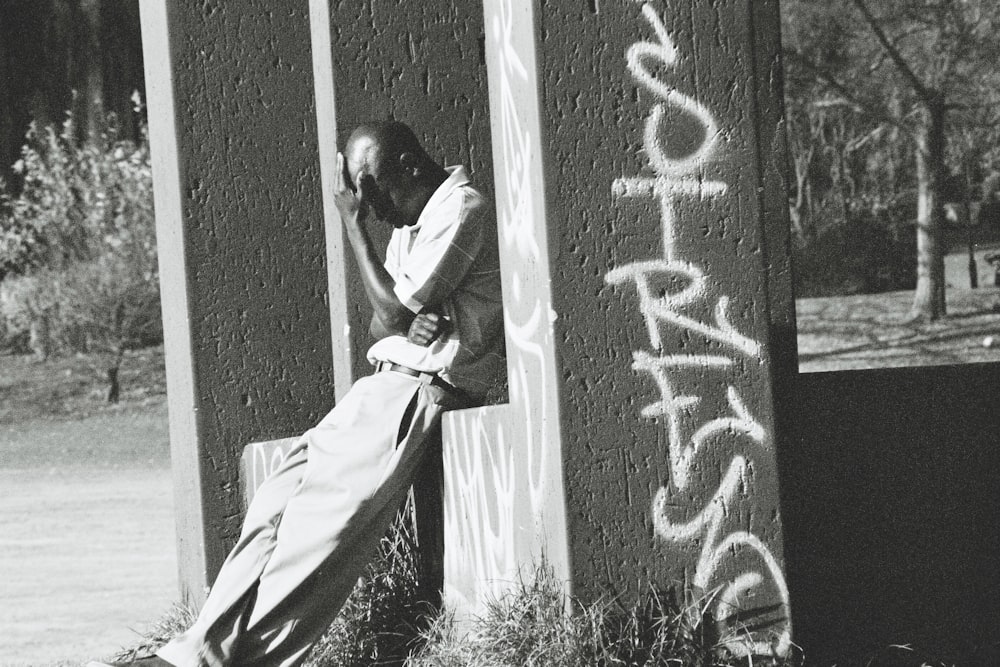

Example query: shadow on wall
[777,362,1000,665]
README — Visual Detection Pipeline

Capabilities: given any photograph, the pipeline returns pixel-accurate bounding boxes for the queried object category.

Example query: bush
[0,114,159,364]
[0,266,71,358]
[305,501,433,667]
[409,569,797,667]
[793,204,916,298]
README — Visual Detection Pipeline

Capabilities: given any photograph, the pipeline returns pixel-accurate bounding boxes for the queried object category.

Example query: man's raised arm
[333,151,415,338]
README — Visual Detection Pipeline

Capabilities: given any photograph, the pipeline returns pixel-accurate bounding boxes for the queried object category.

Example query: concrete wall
[444,0,792,655]
[239,437,299,511]
[141,0,334,603]
[554,0,790,651]
[442,0,573,616]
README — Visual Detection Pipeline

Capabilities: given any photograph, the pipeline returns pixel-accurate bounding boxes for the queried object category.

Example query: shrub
[409,569,797,667]
[0,114,159,390]
[305,501,433,667]
[0,266,71,358]
[792,203,916,298]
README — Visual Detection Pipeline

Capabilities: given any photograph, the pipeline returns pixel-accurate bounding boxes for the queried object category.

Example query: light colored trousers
[158,370,466,667]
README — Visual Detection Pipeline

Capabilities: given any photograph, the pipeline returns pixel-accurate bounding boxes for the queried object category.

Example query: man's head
[343,121,447,228]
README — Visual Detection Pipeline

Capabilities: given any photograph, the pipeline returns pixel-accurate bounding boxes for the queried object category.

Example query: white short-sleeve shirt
[366,166,505,398]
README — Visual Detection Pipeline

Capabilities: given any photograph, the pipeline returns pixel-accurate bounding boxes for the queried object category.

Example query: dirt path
[0,402,176,667]
[796,286,1000,372]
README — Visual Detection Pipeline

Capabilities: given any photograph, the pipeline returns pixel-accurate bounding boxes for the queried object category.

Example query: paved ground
[0,402,176,667]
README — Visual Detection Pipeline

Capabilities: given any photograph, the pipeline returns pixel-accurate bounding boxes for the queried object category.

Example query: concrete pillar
[445,0,794,656]
[140,0,333,605]
[441,0,572,615]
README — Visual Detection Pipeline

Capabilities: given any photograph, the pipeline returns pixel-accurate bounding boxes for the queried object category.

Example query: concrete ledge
[238,437,300,511]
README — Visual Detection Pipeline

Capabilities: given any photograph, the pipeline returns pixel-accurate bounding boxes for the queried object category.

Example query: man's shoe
[86,656,173,667]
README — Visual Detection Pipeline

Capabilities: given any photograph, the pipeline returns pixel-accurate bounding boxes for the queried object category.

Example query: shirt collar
[410,165,468,231]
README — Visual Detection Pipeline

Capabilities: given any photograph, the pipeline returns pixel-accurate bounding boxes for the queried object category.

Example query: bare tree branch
[784,48,917,139]
[848,0,934,101]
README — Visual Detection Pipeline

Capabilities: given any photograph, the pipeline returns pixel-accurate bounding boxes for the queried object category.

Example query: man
[91,120,504,666]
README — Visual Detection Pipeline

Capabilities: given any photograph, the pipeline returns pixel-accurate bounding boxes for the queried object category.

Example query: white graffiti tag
[606,3,791,658]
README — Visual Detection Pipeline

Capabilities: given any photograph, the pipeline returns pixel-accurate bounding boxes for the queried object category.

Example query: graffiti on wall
[241,438,297,506]
[442,0,568,614]
[604,2,791,657]
[443,407,518,604]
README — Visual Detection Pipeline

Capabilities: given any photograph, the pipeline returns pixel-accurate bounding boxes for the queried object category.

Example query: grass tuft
[408,567,801,667]
[111,602,198,662]
[304,502,434,667]
[110,532,804,667]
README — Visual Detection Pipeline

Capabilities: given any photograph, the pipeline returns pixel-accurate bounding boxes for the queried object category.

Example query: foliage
[304,500,433,667]
[0,265,67,355]
[0,0,147,190]
[0,114,160,370]
[409,568,798,667]
[110,512,800,666]
[111,603,199,664]
[793,203,916,298]
[781,0,1000,305]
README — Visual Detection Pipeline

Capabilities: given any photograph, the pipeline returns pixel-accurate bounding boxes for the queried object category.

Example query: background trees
[782,0,1000,320]
[0,1,153,402]
[0,117,159,400]
[0,0,145,192]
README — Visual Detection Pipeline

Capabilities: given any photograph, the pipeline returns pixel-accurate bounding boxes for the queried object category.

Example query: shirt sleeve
[384,230,399,274]
[392,191,485,312]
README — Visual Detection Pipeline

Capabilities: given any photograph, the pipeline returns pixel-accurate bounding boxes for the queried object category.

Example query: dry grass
[408,569,799,667]
[114,550,802,667]
[303,504,435,667]
[0,346,166,424]
[110,604,198,664]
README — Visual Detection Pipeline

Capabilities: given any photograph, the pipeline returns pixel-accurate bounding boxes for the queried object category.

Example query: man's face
[345,138,409,227]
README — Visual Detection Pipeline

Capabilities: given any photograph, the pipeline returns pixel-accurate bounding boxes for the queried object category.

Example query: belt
[374,360,460,395]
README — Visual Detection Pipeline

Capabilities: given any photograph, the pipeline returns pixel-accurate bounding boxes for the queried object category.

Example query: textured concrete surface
[444,1,792,655]
[542,1,790,652]
[442,0,572,618]
[141,0,334,603]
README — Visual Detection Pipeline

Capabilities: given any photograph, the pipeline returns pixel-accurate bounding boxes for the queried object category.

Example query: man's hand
[334,152,369,225]
[408,311,451,346]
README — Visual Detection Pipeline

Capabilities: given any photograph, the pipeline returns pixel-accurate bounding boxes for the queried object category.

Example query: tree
[0,0,145,189]
[0,116,159,400]
[783,0,1000,320]
[73,0,105,141]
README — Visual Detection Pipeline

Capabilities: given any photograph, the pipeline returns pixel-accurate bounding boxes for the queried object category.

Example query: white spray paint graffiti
[244,438,296,500]
[606,3,791,657]
[443,406,518,604]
